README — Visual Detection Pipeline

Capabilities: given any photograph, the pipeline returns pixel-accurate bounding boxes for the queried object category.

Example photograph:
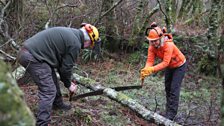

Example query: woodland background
[0,0,224,126]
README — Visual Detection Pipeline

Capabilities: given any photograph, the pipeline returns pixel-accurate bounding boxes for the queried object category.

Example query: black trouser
[18,48,63,126]
[164,62,187,119]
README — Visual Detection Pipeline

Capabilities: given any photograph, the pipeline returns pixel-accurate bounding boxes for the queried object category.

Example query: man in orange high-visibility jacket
[140,23,187,120]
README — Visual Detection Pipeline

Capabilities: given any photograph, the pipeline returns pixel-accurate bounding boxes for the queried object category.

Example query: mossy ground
[19,56,221,126]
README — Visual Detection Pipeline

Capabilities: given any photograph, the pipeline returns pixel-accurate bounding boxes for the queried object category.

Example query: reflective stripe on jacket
[145,35,186,72]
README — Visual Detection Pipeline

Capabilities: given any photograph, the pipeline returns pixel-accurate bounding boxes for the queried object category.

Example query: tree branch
[94,0,123,25]
[0,0,20,50]
[44,3,80,29]
[0,49,16,60]
[156,0,168,22]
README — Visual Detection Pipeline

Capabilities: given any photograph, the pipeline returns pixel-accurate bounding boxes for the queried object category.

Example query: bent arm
[59,47,79,88]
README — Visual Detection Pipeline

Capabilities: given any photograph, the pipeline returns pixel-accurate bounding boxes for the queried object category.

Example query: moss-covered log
[72,73,181,126]
[0,62,35,126]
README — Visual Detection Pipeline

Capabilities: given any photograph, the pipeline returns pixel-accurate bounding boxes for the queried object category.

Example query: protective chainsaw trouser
[164,62,187,120]
[17,48,63,126]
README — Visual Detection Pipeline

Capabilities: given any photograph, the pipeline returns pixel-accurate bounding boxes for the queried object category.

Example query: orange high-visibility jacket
[145,34,186,72]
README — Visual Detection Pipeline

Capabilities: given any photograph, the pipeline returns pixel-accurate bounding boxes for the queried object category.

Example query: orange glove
[140,67,154,80]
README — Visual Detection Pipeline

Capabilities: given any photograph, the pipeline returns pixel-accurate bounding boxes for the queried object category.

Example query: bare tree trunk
[129,1,159,49]
[207,0,220,76]
[217,24,224,77]
[163,0,172,32]
[222,77,224,125]
[129,0,148,47]
[102,0,120,52]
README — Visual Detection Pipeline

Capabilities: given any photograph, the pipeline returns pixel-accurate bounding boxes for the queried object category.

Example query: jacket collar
[78,29,85,49]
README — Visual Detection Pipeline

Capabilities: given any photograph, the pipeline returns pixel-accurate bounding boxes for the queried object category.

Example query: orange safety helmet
[146,27,163,41]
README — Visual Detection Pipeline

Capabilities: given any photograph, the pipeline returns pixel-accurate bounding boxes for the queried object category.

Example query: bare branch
[0,49,16,60]
[45,19,51,29]
[0,0,11,20]
[154,93,159,112]
[94,0,123,25]
[44,3,80,29]
[55,4,79,12]
[0,1,5,6]
[0,0,20,50]
[156,0,168,21]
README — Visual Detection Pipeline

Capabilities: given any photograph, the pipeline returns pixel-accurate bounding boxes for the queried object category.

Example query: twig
[44,3,79,29]
[0,39,13,48]
[222,78,224,89]
[207,91,215,122]
[55,4,79,12]
[73,65,89,78]
[0,49,16,60]
[184,119,218,126]
[154,93,159,112]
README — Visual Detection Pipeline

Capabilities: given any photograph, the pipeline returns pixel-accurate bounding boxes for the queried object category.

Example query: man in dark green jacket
[17,23,100,126]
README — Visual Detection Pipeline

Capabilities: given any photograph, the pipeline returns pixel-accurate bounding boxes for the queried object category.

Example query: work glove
[69,81,77,93]
[140,67,154,80]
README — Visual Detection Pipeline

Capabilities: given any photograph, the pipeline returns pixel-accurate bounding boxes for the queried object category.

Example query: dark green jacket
[24,27,84,88]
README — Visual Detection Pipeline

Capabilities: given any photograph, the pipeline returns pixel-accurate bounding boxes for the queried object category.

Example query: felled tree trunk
[0,62,35,126]
[73,73,181,126]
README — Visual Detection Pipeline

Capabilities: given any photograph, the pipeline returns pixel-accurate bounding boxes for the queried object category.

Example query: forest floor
[19,54,222,126]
